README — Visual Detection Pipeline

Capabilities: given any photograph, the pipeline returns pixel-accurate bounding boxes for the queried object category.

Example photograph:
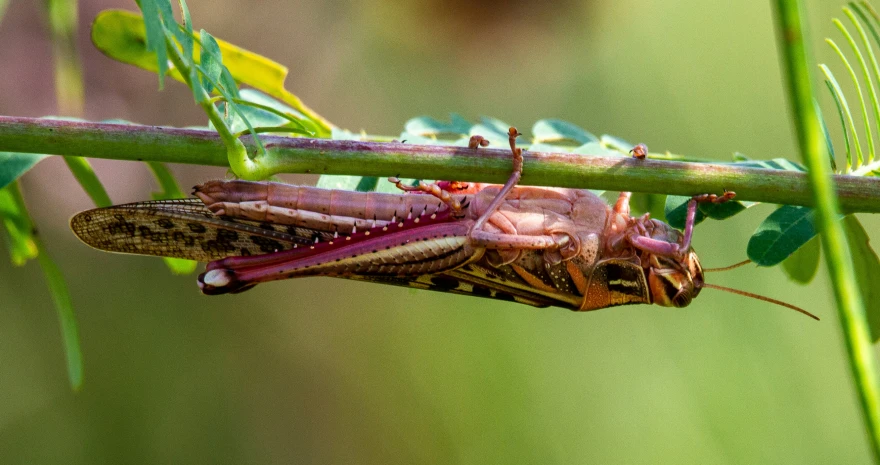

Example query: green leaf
[700,200,751,220]
[91,9,332,135]
[404,114,472,137]
[824,79,850,170]
[63,157,112,208]
[137,0,170,87]
[815,99,838,171]
[0,152,47,190]
[0,182,82,389]
[665,194,755,230]
[665,196,706,229]
[527,142,575,153]
[600,134,635,152]
[571,142,622,157]
[221,89,309,134]
[728,157,806,171]
[176,0,194,55]
[843,215,880,341]
[161,257,197,275]
[316,175,368,191]
[36,238,84,391]
[835,11,879,164]
[0,184,38,266]
[199,29,222,93]
[531,119,597,145]
[374,178,416,194]
[747,206,817,267]
[823,44,866,167]
[470,116,511,146]
[630,193,667,222]
[781,234,821,284]
[398,132,467,146]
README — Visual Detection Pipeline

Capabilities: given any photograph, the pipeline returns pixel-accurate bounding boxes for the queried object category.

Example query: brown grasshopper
[70,128,817,319]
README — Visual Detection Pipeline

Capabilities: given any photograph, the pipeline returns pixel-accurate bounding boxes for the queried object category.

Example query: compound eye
[672,289,693,308]
[657,274,681,305]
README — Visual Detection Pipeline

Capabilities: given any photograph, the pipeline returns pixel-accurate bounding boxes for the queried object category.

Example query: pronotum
[70,127,818,319]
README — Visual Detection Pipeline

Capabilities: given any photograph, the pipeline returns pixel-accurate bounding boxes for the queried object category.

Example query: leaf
[374,178,417,194]
[136,0,170,87]
[699,200,750,220]
[571,142,622,157]
[36,238,84,391]
[600,134,635,152]
[0,182,82,389]
[824,79,850,170]
[630,193,667,222]
[470,116,512,146]
[664,194,754,230]
[91,9,332,135]
[316,175,368,191]
[665,196,706,229]
[199,29,222,93]
[527,142,575,153]
[843,215,880,341]
[531,119,597,145]
[747,206,817,267]
[815,98,838,171]
[820,63,860,171]
[63,157,112,208]
[161,256,198,275]
[221,89,309,134]
[404,114,472,137]
[176,0,194,59]
[781,234,820,284]
[0,184,38,266]
[0,152,47,190]
[728,158,807,171]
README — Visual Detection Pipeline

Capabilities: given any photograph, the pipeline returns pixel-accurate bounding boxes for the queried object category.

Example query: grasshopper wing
[70,199,322,262]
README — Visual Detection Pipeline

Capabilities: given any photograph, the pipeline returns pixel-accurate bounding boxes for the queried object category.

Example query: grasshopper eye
[648,268,694,308]
[671,287,693,308]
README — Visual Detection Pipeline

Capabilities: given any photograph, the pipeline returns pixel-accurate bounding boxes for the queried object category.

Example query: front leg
[628,191,736,258]
[468,127,567,252]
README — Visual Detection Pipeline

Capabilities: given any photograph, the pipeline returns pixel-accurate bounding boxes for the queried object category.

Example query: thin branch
[776,1,880,463]
[1,116,879,212]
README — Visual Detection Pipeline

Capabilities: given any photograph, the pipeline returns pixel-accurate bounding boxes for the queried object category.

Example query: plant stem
[1,115,880,212]
[775,1,880,462]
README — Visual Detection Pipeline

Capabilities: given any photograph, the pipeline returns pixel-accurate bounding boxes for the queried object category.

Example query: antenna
[700,282,820,321]
[703,259,752,273]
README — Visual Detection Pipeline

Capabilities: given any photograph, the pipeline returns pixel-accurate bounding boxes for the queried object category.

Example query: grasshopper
[70,128,817,319]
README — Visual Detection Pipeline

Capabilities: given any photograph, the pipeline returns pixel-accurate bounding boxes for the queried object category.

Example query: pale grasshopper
[70,128,817,319]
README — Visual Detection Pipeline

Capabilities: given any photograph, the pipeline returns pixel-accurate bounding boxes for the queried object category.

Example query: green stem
[5,181,83,391]
[62,156,111,207]
[1,116,880,211]
[775,1,880,462]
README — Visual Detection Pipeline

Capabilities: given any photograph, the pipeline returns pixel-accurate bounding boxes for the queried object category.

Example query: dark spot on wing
[430,275,460,291]
[188,223,207,233]
[156,218,175,229]
[471,285,492,297]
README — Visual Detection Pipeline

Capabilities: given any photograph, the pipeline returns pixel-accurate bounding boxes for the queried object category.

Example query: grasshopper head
[646,250,704,308]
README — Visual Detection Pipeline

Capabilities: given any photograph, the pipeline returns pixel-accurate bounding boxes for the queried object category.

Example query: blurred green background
[2,0,879,463]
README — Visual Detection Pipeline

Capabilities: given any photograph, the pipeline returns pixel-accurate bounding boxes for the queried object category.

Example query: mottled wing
[345,258,579,309]
[70,199,329,262]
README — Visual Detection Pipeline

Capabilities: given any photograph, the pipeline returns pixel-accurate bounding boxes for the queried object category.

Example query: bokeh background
[2,0,879,463]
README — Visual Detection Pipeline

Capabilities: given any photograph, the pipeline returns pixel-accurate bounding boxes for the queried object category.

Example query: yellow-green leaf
[90,9,333,135]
